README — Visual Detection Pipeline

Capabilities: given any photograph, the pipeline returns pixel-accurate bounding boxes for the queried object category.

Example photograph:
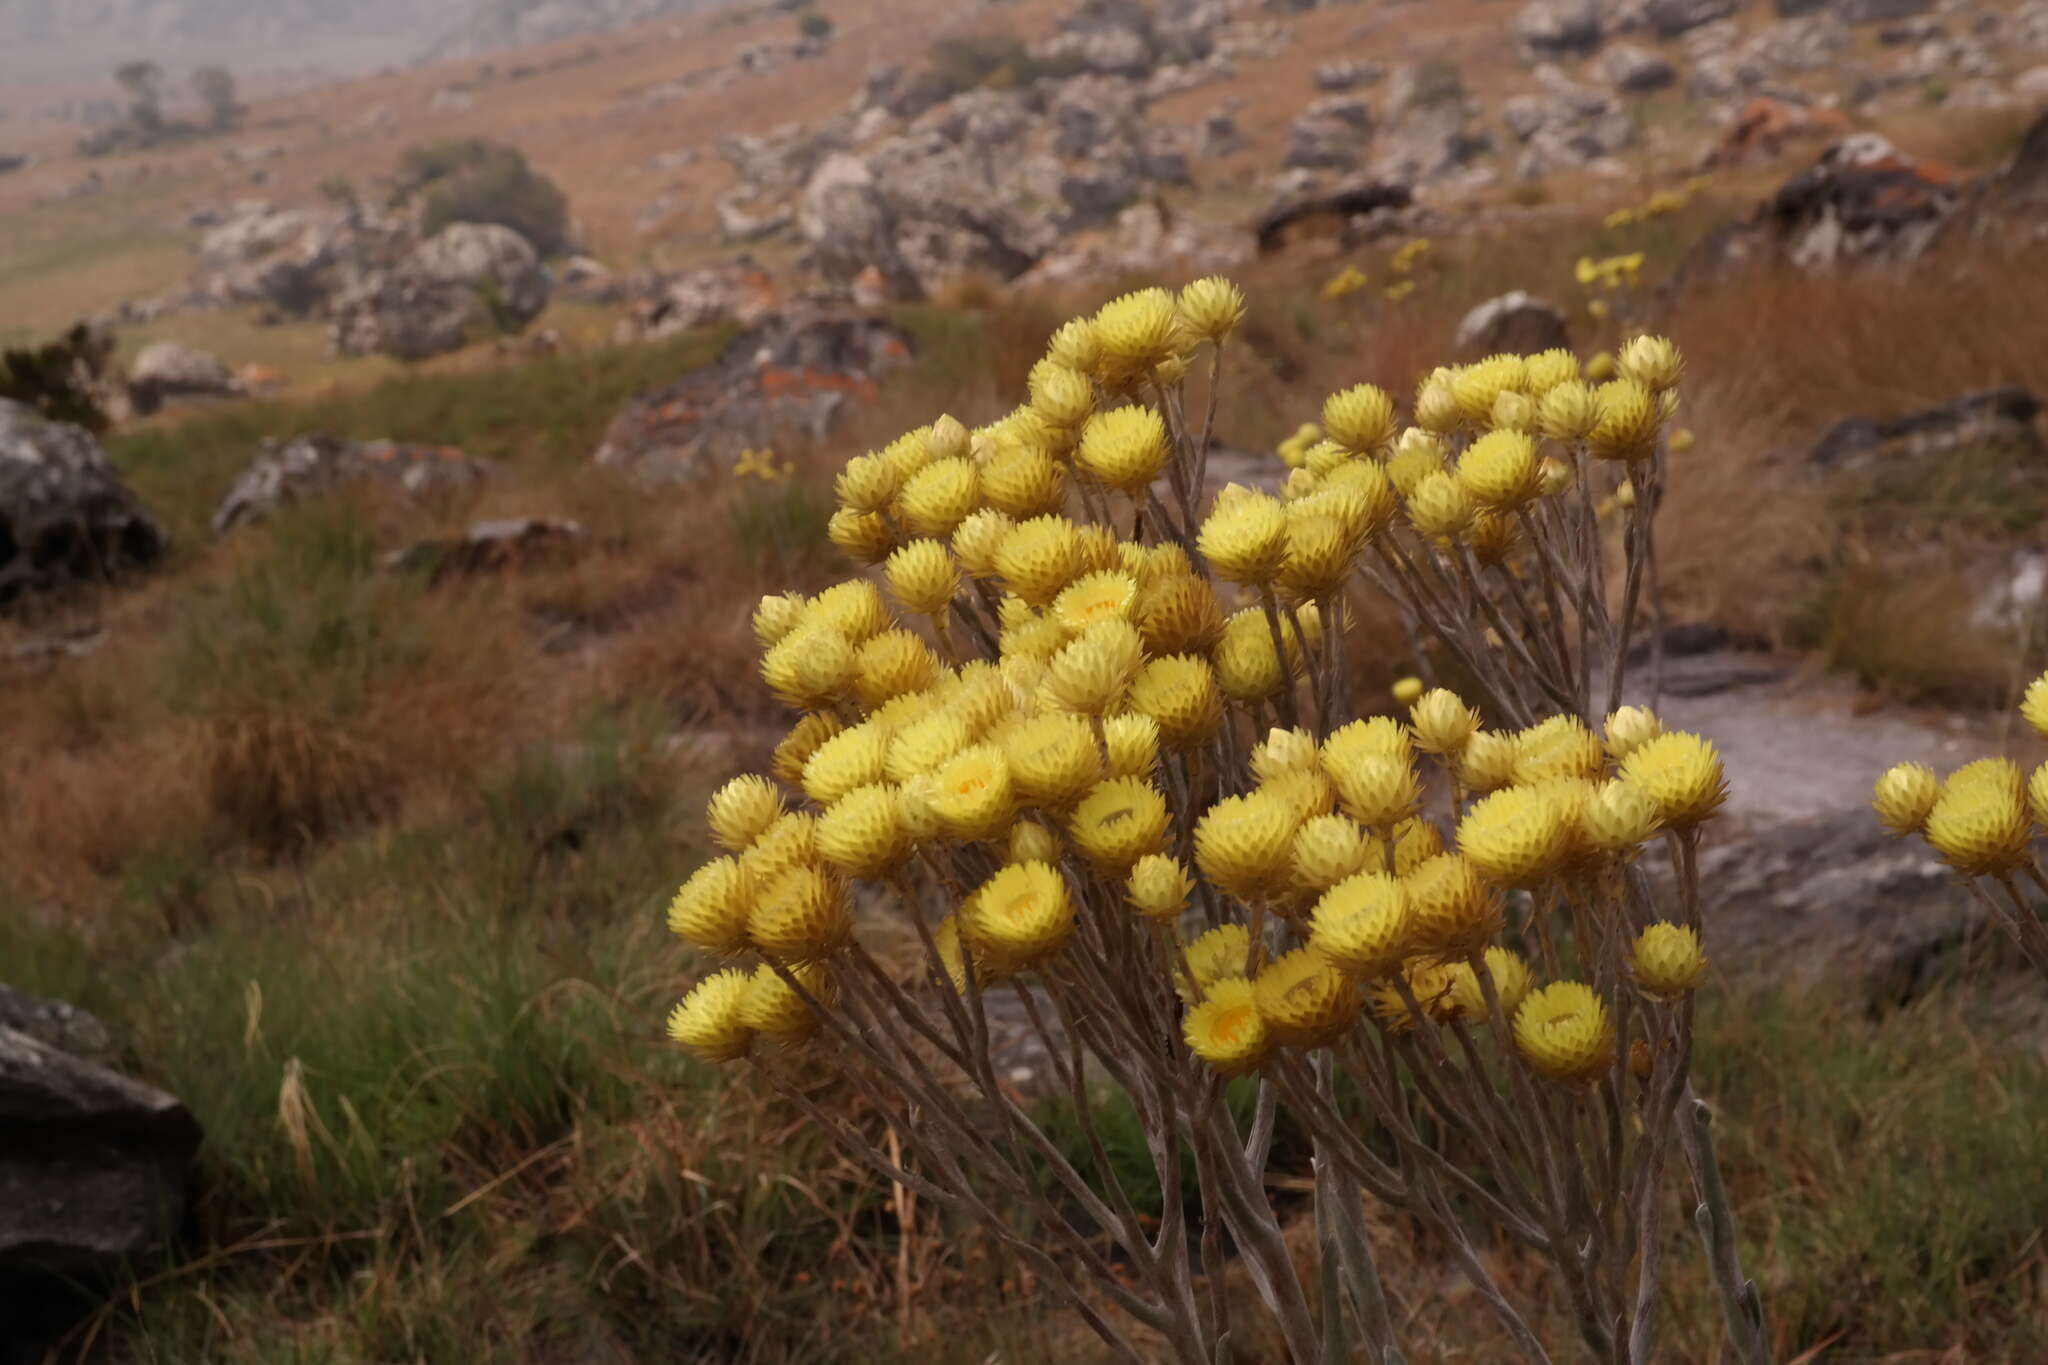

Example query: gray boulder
[210,433,494,536]
[1644,0,1740,38]
[126,340,242,416]
[1285,97,1373,169]
[1806,386,2043,475]
[1505,71,1638,176]
[0,988,200,1299]
[1841,0,1932,21]
[327,222,548,362]
[1372,101,1492,185]
[1596,42,1678,92]
[1314,59,1382,92]
[1453,291,1572,358]
[0,399,167,608]
[797,153,922,299]
[1515,0,1604,59]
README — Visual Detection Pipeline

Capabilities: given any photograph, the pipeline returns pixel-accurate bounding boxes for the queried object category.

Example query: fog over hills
[0,0,731,83]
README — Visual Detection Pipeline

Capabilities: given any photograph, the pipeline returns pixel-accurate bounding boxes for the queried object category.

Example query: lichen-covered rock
[0,399,167,607]
[126,340,242,416]
[327,222,549,361]
[1452,291,1572,359]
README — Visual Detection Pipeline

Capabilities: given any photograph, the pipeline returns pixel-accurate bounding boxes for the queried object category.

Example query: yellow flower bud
[853,630,941,710]
[816,783,912,878]
[1177,276,1247,343]
[1047,318,1101,374]
[1406,470,1474,540]
[1195,790,1300,902]
[1178,923,1253,1002]
[1329,753,1419,828]
[1067,777,1171,872]
[762,627,852,711]
[1053,570,1138,635]
[1588,379,1661,462]
[1093,288,1182,372]
[1514,981,1615,1085]
[1291,813,1372,893]
[738,962,831,1043]
[1392,816,1444,876]
[964,860,1073,971]
[827,507,896,565]
[1490,390,1537,434]
[772,713,841,789]
[1585,351,1616,382]
[748,863,852,963]
[803,580,891,644]
[752,592,808,649]
[1127,853,1194,921]
[1317,460,1399,540]
[1603,705,1663,760]
[667,856,754,955]
[1537,456,1573,498]
[1184,977,1271,1074]
[1322,383,1397,454]
[1522,348,1579,395]
[1276,512,1357,601]
[1253,949,1359,1048]
[1130,654,1225,748]
[1872,762,1940,836]
[1198,487,1289,584]
[1308,871,1410,979]
[1009,819,1062,865]
[1537,380,1598,443]
[1410,688,1479,754]
[1619,731,1727,829]
[1451,355,1526,428]
[1618,335,1683,393]
[980,443,1066,519]
[1041,618,1143,716]
[1924,760,2031,876]
[1252,726,1319,782]
[1514,714,1605,785]
[1457,428,1543,511]
[922,414,970,462]
[1582,778,1663,851]
[899,457,981,538]
[1457,786,1572,887]
[1136,571,1225,656]
[667,969,753,1062]
[2021,670,2048,739]
[1415,376,1461,433]
[1102,713,1160,779]
[1004,713,1103,811]
[1631,923,1708,1000]
[994,515,1084,607]
[1402,851,1499,957]
[1447,947,1531,1021]
[1456,730,1518,792]
[1075,406,1169,493]
[1213,610,1286,703]
[835,452,900,514]
[1029,361,1096,428]
[951,509,1015,579]
[707,775,785,853]
[884,540,959,619]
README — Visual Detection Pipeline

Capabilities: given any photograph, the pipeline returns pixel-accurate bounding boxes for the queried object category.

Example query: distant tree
[191,65,240,130]
[0,323,115,432]
[114,60,165,132]
[396,139,570,257]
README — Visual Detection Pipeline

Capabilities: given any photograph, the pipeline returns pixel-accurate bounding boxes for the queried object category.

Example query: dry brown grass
[205,709,395,855]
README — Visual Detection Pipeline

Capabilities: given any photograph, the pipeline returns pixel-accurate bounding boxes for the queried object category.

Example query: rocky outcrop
[1515,0,1604,60]
[593,313,912,484]
[126,340,242,416]
[1502,69,1637,178]
[1806,386,2044,475]
[0,988,201,1354]
[210,433,494,536]
[1595,43,1677,93]
[612,260,782,345]
[1284,97,1373,170]
[1644,0,1739,38]
[0,399,168,608]
[328,222,549,361]
[385,516,586,580]
[1453,292,1572,359]
[1253,178,1416,254]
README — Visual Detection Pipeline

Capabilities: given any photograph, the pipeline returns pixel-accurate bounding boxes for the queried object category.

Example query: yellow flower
[1924,760,2031,876]
[1029,361,1096,428]
[1195,791,1300,901]
[1053,570,1138,634]
[1447,947,1531,1021]
[748,863,852,962]
[1253,949,1359,1048]
[1198,487,1289,584]
[1457,785,1573,887]
[1137,571,1225,655]
[772,713,842,788]
[1668,427,1696,453]
[885,711,972,783]
[1386,428,1447,495]
[1068,777,1171,872]
[1631,923,1708,1000]
[667,969,753,1062]
[1457,730,1519,793]
[1008,819,1062,864]
[883,541,959,619]
[1102,712,1162,779]
[1415,375,1461,433]
[1537,379,1599,442]
[1410,687,1479,754]
[1130,654,1225,747]
[979,443,1066,520]
[835,452,899,513]
[1618,335,1683,392]
[733,446,789,482]
[1581,778,1663,851]
[1184,977,1272,1074]
[952,509,1016,579]
[1402,852,1498,957]
[995,515,1084,607]
[1514,981,1616,1085]
[898,457,981,538]
[752,592,807,649]
[802,723,888,806]
[1004,713,1103,811]
[762,626,853,710]
[1392,816,1444,875]
[2031,761,2048,832]
[1308,871,1410,979]
[1077,405,1171,493]
[1588,378,1661,461]
[1321,265,1369,301]
[1042,618,1144,716]
[964,861,1073,971]
[1321,715,1414,773]
[1177,923,1252,1001]
[1536,456,1573,498]
[1291,813,1372,893]
[1178,276,1247,343]
[1313,461,1398,540]
[1252,726,1320,782]
[1275,512,1356,601]
[853,629,941,710]
[707,775,785,852]
[1322,383,1397,454]
[816,783,912,878]
[803,580,891,644]
[1046,317,1101,374]
[929,744,1017,843]
[1522,348,1579,394]
[1457,429,1542,511]
[1213,609,1286,702]
[667,856,753,955]
[1513,714,1605,785]
[1127,853,1194,921]
[2022,670,2048,739]
[1585,350,1616,382]
[1490,390,1536,433]
[1620,731,1727,828]
[1328,753,1419,828]
[1093,288,1182,372]
[740,812,818,888]
[738,962,831,1043]
[1872,762,1941,837]
[1406,470,1474,540]
[827,507,896,565]
[1603,705,1663,761]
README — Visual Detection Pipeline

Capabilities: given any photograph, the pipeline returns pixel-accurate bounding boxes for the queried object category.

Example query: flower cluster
[1600,178,1708,232]
[653,280,1759,1364]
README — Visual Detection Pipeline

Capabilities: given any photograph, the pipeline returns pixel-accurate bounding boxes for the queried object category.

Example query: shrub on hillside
[397,139,571,257]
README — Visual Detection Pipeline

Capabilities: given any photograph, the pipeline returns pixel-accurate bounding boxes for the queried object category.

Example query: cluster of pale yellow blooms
[1873,676,2048,978]
[653,278,1764,1363]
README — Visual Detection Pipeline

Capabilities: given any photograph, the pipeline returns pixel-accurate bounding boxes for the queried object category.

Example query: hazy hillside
[0,0,735,81]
